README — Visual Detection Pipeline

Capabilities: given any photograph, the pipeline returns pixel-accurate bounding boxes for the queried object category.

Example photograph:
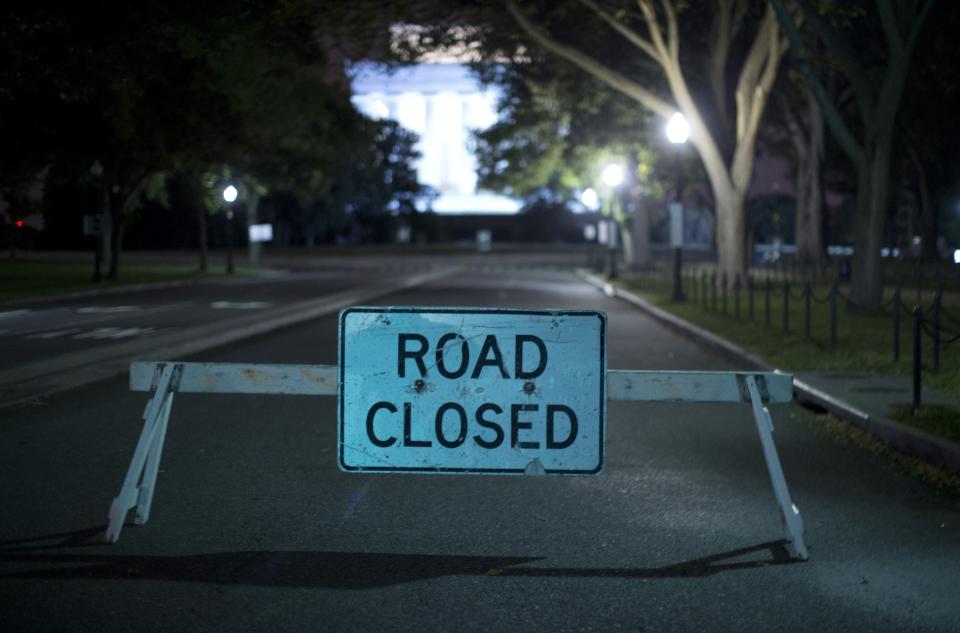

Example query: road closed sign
[338,307,606,475]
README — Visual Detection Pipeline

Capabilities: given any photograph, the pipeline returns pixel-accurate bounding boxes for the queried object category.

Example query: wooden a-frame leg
[745,375,809,560]
[104,363,181,543]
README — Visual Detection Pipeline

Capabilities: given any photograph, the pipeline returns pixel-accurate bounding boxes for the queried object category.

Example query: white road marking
[73,327,155,340]
[210,301,272,310]
[26,328,83,340]
[76,306,140,314]
[0,310,31,319]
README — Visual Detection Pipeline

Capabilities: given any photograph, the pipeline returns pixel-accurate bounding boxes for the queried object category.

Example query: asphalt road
[1,269,958,632]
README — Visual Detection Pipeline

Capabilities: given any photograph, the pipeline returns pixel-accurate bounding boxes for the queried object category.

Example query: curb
[577,269,960,475]
[0,268,454,409]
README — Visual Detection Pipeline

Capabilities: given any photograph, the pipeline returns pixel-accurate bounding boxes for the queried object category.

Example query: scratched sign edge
[337,306,607,475]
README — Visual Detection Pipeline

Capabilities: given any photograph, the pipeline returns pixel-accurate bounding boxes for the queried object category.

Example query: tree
[766,65,828,264]
[1,1,364,276]
[894,3,960,260]
[770,0,935,308]
[504,0,788,281]
[473,57,673,267]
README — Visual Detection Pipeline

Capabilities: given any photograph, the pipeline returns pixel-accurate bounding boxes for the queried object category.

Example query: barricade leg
[104,363,182,543]
[134,389,174,524]
[745,376,809,560]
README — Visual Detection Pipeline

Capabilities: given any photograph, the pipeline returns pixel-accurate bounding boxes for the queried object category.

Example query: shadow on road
[0,530,798,588]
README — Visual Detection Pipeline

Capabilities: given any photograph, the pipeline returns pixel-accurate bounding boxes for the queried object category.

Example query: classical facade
[350,62,520,215]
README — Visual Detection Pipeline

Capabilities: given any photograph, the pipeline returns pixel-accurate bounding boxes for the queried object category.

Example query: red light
[15,220,24,228]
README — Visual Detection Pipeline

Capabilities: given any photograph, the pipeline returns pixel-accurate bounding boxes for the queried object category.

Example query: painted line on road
[76,306,140,314]
[25,328,84,340]
[0,268,457,409]
[0,309,31,319]
[210,301,272,310]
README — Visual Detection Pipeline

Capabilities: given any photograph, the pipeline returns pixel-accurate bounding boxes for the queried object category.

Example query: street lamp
[223,185,238,274]
[601,163,625,279]
[665,112,689,301]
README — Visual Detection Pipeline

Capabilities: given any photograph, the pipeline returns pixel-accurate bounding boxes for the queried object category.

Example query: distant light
[954,249,960,265]
[583,224,597,241]
[248,224,273,242]
[601,164,624,188]
[370,98,390,119]
[223,185,238,203]
[15,219,24,228]
[580,188,599,210]
[666,112,690,144]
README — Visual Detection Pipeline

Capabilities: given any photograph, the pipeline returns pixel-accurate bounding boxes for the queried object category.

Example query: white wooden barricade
[106,361,808,560]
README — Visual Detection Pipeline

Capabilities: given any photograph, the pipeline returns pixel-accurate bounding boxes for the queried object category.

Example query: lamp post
[666,112,690,301]
[601,163,624,279]
[223,185,238,274]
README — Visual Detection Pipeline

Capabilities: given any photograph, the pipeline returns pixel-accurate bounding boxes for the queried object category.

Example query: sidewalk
[578,270,960,475]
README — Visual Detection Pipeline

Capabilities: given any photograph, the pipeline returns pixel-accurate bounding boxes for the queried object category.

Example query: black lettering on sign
[515,335,548,379]
[436,333,469,379]
[435,403,468,448]
[398,334,428,378]
[365,401,397,447]
[471,335,509,379]
[402,402,431,447]
[546,404,578,449]
[473,403,504,449]
[510,404,539,449]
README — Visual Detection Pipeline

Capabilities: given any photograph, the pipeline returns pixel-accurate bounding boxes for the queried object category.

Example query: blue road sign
[338,307,606,475]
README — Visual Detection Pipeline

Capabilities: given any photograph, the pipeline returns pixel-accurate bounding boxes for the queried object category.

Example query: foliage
[0,1,427,265]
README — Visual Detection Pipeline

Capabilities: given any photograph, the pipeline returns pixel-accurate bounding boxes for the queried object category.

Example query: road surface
[1,268,958,632]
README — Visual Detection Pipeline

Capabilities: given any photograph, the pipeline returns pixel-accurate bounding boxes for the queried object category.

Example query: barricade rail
[106,361,808,562]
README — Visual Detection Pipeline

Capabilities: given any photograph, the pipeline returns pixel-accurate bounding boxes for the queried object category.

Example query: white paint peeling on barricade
[108,306,808,561]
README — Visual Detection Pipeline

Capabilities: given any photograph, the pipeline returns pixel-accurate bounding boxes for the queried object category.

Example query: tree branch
[877,0,904,56]
[636,1,671,62]
[798,0,874,125]
[906,0,936,49]
[504,1,675,117]
[769,0,865,167]
[576,0,661,63]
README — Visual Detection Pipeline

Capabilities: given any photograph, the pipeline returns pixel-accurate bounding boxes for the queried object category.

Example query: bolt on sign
[338,307,606,474]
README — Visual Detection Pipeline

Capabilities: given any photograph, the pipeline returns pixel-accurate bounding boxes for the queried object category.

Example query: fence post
[913,306,922,415]
[711,272,717,312]
[830,282,838,350]
[783,279,790,334]
[722,273,728,315]
[733,273,740,321]
[748,275,755,321]
[915,259,922,306]
[803,282,811,339]
[701,272,707,308]
[933,291,941,374]
[893,287,901,362]
[765,277,771,327]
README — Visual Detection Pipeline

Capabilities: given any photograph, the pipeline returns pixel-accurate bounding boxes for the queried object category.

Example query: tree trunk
[850,134,893,309]
[630,200,652,268]
[793,93,825,264]
[107,190,123,280]
[246,191,261,265]
[714,185,747,283]
[908,143,938,260]
[626,150,651,269]
[197,204,208,273]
